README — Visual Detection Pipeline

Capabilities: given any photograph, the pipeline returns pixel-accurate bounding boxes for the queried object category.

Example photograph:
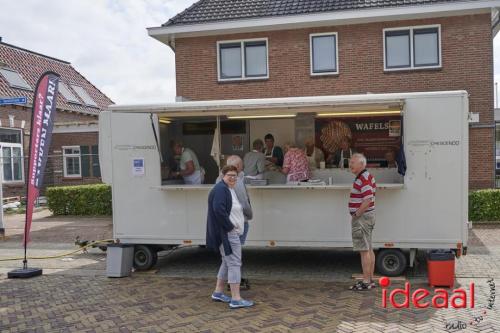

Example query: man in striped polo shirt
[348,153,377,291]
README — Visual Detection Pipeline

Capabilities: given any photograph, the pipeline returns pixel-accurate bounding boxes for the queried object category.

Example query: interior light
[316,110,401,117]
[227,114,296,119]
[159,119,171,124]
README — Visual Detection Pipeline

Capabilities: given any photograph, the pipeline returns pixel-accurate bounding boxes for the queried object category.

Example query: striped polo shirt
[349,169,376,215]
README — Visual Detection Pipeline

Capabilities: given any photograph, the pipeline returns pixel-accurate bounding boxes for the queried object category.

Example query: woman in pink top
[282,143,311,182]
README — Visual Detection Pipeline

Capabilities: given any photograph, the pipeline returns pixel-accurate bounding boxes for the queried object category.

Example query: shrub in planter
[469,189,500,222]
[46,184,112,216]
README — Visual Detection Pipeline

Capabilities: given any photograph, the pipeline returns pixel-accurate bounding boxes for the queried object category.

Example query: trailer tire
[133,245,158,271]
[376,249,407,277]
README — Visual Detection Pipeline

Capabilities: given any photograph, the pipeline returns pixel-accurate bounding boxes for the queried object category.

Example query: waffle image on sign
[320,121,352,153]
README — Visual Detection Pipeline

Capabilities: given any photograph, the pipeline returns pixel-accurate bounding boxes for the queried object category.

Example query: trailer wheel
[376,249,407,277]
[133,245,158,271]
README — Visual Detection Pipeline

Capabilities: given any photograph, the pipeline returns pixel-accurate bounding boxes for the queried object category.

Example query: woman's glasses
[225,174,238,179]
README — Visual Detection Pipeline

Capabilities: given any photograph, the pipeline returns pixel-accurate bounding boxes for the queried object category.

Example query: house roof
[0,41,113,116]
[164,0,471,27]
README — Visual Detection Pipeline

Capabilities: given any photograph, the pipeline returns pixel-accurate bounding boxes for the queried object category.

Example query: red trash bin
[427,250,455,288]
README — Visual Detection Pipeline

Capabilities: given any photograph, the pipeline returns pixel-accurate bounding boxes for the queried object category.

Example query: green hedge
[46,184,112,216]
[469,189,500,222]
[44,185,498,219]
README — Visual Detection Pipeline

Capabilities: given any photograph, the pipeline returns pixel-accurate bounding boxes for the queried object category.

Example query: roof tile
[164,0,474,26]
[0,42,113,115]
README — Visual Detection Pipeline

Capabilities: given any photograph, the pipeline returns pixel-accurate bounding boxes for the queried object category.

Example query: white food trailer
[99,91,469,276]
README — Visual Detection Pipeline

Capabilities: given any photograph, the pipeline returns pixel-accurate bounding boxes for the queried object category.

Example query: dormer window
[0,68,32,90]
[217,38,268,81]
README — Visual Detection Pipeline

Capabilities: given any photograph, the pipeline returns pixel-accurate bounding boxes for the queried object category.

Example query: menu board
[315,116,402,162]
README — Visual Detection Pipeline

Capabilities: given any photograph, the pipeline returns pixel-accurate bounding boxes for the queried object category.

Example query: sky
[0,0,198,105]
[1,0,500,106]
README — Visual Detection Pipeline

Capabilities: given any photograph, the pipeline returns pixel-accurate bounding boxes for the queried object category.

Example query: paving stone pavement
[0,276,498,332]
[1,213,500,332]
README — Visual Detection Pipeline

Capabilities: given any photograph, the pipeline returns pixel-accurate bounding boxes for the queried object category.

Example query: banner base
[8,267,43,279]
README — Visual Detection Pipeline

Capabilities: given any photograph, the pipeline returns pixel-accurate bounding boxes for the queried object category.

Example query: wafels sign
[23,71,59,246]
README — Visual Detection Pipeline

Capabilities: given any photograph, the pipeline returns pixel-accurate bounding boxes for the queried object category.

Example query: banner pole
[0,152,4,240]
[8,71,60,279]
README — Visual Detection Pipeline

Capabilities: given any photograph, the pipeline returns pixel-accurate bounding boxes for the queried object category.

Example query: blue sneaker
[211,292,231,303]
[229,299,254,309]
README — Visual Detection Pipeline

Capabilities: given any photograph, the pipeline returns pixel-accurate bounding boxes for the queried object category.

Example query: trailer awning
[108,93,410,118]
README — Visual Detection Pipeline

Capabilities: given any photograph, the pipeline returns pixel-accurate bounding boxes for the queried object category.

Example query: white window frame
[309,32,339,76]
[62,145,82,178]
[0,127,24,183]
[383,24,442,71]
[0,145,24,183]
[217,38,269,82]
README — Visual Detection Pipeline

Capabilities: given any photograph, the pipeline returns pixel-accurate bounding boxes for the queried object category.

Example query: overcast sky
[1,0,500,105]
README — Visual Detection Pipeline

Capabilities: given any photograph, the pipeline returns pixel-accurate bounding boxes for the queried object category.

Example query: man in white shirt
[172,140,204,184]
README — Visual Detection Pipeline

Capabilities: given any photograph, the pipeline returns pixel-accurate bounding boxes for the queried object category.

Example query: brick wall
[175,14,495,189]
[0,104,99,197]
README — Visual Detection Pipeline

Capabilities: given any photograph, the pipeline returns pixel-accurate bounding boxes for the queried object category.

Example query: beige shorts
[351,211,375,251]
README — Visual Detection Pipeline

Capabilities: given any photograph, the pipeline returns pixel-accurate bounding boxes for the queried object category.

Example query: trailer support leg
[409,248,417,268]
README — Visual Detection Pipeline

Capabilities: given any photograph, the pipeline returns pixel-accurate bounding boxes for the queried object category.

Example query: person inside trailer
[263,133,284,169]
[304,136,325,170]
[243,139,266,179]
[171,140,204,184]
[382,150,398,168]
[328,139,355,169]
[281,142,311,182]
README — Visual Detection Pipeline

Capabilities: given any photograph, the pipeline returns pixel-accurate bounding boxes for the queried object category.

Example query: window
[414,28,440,67]
[0,68,32,90]
[244,41,267,77]
[217,39,268,81]
[59,82,81,104]
[219,43,242,79]
[385,30,410,69]
[310,33,339,75]
[70,85,98,107]
[495,123,500,158]
[0,128,24,183]
[91,145,101,177]
[63,145,100,178]
[384,25,441,70]
[63,146,81,177]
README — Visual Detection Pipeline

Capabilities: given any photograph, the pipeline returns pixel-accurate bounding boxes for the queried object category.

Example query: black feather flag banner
[24,71,59,246]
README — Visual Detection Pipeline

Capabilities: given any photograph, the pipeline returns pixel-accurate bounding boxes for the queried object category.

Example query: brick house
[148,0,500,189]
[0,39,113,197]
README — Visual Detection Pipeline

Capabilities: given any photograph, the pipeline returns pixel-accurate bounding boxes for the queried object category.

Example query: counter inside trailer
[154,183,404,190]
[156,167,403,190]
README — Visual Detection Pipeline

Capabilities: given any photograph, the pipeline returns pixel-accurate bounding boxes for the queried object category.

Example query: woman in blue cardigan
[206,165,254,309]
